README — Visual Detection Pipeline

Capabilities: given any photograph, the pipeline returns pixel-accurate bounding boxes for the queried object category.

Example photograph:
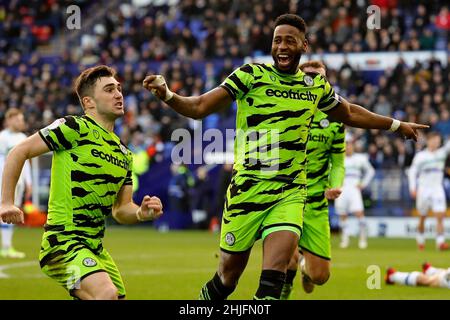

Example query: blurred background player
[0,108,31,258]
[282,60,345,299]
[335,137,375,249]
[386,262,450,289]
[408,131,450,251]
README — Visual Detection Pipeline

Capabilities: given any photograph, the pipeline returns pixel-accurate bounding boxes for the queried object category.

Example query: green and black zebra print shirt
[39,115,133,239]
[306,111,345,200]
[220,63,340,186]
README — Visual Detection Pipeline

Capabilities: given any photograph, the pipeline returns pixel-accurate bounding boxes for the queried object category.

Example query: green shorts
[299,197,331,260]
[39,232,126,298]
[220,175,306,253]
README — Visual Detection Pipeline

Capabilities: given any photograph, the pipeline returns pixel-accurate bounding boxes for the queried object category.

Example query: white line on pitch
[0,261,38,278]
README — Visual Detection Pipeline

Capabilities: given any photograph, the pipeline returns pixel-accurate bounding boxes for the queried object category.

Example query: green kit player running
[281,61,345,299]
[144,14,426,300]
[0,65,163,300]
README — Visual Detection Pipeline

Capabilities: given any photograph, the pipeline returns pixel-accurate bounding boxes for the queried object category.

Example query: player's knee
[288,255,299,270]
[95,285,118,300]
[310,270,330,285]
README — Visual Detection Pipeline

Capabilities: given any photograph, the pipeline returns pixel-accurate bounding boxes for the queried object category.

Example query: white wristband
[389,119,401,132]
[151,75,174,102]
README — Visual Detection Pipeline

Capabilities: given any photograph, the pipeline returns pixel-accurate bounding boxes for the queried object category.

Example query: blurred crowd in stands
[0,0,449,225]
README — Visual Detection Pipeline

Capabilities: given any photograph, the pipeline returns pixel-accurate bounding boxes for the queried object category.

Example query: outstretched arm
[360,157,375,189]
[0,133,50,223]
[407,155,419,198]
[326,97,428,141]
[143,75,233,120]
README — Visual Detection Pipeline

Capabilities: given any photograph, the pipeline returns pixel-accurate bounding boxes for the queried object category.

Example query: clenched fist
[0,204,24,224]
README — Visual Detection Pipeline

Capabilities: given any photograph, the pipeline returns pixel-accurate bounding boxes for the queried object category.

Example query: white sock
[341,220,349,240]
[358,217,367,241]
[1,223,13,250]
[436,234,445,246]
[391,271,420,286]
[416,233,425,245]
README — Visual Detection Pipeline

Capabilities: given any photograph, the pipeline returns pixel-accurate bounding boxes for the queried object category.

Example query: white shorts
[334,186,364,216]
[416,187,447,216]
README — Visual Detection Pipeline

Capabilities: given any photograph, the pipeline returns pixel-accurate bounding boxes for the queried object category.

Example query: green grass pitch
[0,226,449,300]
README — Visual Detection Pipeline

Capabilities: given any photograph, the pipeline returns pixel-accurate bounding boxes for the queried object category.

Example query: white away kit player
[0,108,31,258]
[408,131,450,251]
[335,137,375,249]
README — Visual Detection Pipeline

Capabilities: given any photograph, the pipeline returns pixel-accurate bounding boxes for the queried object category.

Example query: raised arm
[0,133,50,223]
[360,156,375,189]
[444,139,450,154]
[143,75,233,120]
[326,97,428,141]
[407,155,419,198]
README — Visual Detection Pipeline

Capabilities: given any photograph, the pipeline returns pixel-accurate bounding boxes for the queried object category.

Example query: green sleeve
[38,116,82,151]
[329,125,345,188]
[220,64,255,100]
[317,77,341,112]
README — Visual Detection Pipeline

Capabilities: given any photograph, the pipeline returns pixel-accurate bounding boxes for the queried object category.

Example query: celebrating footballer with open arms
[143,14,428,301]
[143,37,427,142]
[143,76,427,141]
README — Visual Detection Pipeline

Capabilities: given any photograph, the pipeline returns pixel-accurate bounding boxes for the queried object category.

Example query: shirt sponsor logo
[91,149,130,170]
[265,88,318,103]
[308,133,329,143]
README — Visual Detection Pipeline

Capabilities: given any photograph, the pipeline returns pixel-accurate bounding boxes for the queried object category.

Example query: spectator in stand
[191,166,214,230]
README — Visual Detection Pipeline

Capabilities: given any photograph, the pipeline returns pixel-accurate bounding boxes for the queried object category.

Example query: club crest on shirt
[304,75,314,86]
[82,258,97,267]
[270,75,276,82]
[120,144,128,155]
[225,232,235,246]
[320,119,330,128]
[93,129,100,139]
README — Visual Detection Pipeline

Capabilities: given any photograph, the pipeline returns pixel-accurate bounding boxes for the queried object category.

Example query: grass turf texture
[0,226,449,300]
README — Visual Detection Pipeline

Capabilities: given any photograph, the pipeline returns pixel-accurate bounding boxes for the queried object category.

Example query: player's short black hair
[274,14,307,34]
[74,65,117,108]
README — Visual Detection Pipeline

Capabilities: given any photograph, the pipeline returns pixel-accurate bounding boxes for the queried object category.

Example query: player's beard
[272,51,302,74]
